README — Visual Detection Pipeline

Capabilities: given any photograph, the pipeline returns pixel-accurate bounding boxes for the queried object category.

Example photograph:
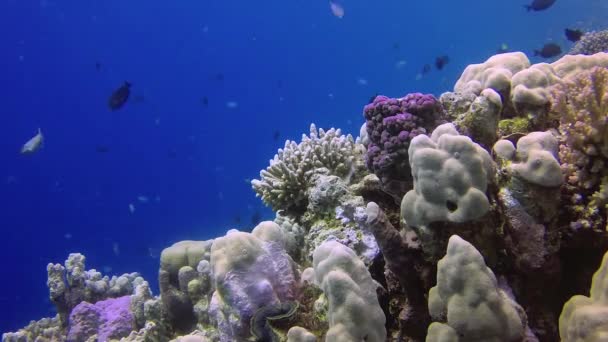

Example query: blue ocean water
[0,0,603,333]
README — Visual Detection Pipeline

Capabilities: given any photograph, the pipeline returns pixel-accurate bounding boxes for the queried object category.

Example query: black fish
[565,28,584,42]
[215,73,224,81]
[276,80,283,88]
[108,82,131,111]
[273,130,281,141]
[422,64,431,74]
[95,62,102,71]
[524,0,556,11]
[534,43,562,58]
[393,43,400,50]
[201,96,208,107]
[96,145,109,153]
[435,55,450,70]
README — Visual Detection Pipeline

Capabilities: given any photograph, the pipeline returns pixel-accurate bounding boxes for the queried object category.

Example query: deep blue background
[0,0,603,333]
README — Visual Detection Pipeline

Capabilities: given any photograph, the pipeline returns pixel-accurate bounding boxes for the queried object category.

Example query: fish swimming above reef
[108,82,131,111]
[524,0,556,11]
[20,128,43,154]
[329,1,345,18]
[565,28,584,42]
[534,43,562,58]
[497,43,510,53]
[435,55,450,70]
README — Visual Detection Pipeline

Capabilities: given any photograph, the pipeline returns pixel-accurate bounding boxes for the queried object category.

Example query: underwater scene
[2,0,608,341]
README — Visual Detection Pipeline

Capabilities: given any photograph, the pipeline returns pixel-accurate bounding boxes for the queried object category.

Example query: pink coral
[551,66,608,230]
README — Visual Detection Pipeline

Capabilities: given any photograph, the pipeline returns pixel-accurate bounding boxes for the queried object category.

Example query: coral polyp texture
[401,123,494,228]
[569,30,608,55]
[252,123,365,214]
[551,66,608,231]
[427,235,526,342]
[363,92,445,198]
[9,51,608,342]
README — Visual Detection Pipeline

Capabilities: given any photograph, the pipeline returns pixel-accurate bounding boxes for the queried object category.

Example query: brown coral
[551,66,608,231]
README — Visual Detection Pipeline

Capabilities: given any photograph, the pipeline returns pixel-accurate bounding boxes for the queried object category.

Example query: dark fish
[215,73,224,81]
[435,55,449,70]
[251,211,262,226]
[276,80,283,88]
[201,96,208,107]
[108,82,131,111]
[273,130,281,141]
[534,43,562,58]
[96,145,109,153]
[565,28,584,42]
[233,215,241,224]
[524,0,556,11]
[95,62,102,71]
[393,43,400,50]
[422,64,431,74]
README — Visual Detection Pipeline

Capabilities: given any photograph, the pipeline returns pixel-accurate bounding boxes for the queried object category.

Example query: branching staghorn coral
[252,124,365,214]
[551,66,608,231]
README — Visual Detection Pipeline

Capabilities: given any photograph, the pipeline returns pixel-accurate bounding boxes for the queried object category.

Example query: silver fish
[21,128,43,154]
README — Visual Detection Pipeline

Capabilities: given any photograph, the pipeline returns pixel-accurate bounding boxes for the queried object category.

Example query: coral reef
[363,93,445,200]
[8,51,608,342]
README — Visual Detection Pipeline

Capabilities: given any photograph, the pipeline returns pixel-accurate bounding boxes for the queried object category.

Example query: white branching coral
[252,124,365,213]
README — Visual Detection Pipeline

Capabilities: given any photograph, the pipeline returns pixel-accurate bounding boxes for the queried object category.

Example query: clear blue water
[0,0,603,333]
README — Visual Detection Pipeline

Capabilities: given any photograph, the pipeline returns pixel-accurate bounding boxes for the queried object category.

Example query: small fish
[497,43,510,53]
[534,43,562,58]
[167,149,177,158]
[524,0,556,11]
[21,128,44,154]
[393,43,400,50]
[95,62,102,71]
[64,233,72,239]
[234,215,241,224]
[565,28,584,42]
[435,55,450,70]
[329,1,344,18]
[108,81,131,111]
[273,130,281,141]
[357,78,368,86]
[226,101,238,109]
[103,266,112,273]
[137,195,149,203]
[96,145,109,153]
[421,64,431,74]
[128,203,135,213]
[276,80,283,88]
[201,96,209,107]
[215,73,224,81]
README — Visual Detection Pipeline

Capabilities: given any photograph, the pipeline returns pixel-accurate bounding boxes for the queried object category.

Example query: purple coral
[67,296,134,341]
[363,93,444,197]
